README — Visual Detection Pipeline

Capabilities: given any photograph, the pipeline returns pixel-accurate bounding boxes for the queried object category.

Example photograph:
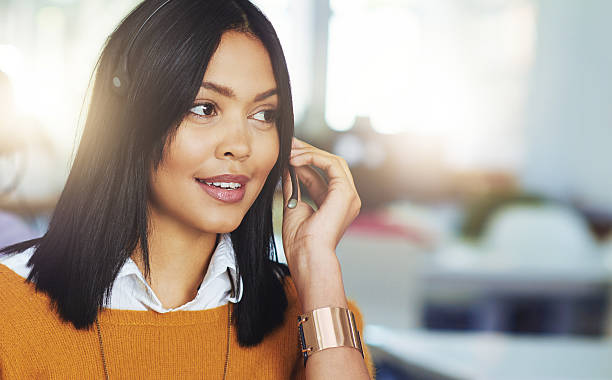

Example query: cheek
[260,133,280,173]
[149,131,206,201]
[163,132,210,173]
[248,133,279,198]
[155,132,219,201]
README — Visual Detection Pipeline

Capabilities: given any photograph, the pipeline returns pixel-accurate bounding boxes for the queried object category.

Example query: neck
[132,207,219,309]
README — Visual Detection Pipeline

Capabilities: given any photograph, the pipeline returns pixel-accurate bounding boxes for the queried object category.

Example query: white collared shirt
[0,233,243,312]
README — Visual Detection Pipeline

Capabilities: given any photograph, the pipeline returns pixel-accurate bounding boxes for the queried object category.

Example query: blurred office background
[2,0,612,379]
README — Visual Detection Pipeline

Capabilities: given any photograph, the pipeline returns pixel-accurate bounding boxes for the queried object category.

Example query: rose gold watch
[298,306,364,366]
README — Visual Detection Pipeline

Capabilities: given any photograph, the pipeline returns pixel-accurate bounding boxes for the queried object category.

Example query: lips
[195,174,249,203]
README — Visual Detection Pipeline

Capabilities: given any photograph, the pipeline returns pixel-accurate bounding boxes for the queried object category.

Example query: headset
[111,0,171,97]
[111,0,299,209]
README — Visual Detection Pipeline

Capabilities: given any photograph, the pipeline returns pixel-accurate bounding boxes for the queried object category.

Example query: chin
[197,215,244,234]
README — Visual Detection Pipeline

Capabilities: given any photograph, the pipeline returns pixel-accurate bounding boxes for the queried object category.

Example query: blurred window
[326,0,536,170]
[252,0,313,124]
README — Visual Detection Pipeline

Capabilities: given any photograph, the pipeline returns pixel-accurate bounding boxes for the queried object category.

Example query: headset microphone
[287,167,298,209]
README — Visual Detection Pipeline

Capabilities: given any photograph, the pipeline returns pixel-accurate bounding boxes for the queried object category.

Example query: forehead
[202,31,276,98]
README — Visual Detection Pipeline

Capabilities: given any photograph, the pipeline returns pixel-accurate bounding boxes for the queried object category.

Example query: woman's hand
[282,138,370,379]
[281,137,361,311]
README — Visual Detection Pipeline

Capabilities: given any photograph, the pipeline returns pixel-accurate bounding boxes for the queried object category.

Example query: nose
[215,118,251,162]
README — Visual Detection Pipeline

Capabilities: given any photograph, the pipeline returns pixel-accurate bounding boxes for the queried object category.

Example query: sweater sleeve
[290,299,376,380]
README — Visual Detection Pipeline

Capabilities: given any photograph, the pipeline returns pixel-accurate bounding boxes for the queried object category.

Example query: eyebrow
[201,81,277,102]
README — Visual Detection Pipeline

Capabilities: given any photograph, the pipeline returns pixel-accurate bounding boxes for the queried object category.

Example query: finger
[295,165,328,207]
[289,151,356,229]
[337,156,357,190]
[289,150,349,188]
[291,137,361,228]
[292,137,356,189]
[291,137,359,208]
[292,136,307,149]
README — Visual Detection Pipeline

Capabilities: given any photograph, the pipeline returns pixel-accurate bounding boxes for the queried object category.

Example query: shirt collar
[199,233,242,302]
[117,233,242,303]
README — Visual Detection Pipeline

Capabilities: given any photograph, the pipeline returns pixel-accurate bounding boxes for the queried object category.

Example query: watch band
[298,306,364,366]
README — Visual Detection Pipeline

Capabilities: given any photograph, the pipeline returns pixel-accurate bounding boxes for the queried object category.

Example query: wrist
[290,247,338,274]
[289,253,349,312]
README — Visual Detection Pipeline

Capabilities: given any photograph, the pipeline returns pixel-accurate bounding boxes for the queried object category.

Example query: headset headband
[111,0,174,96]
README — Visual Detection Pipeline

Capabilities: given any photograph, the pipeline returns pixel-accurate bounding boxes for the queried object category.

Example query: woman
[0,0,374,378]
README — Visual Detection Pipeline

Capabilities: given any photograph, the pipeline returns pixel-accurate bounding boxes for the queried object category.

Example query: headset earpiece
[111,54,130,96]
[110,0,174,97]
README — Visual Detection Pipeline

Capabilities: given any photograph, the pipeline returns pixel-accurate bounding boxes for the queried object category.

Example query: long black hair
[1,0,293,346]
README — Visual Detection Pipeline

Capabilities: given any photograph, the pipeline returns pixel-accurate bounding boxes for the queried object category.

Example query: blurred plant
[460,192,545,240]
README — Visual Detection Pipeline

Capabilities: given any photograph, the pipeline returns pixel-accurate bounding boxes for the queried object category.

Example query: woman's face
[149,31,280,234]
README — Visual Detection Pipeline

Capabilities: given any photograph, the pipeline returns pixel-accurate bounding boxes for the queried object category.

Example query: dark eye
[190,103,216,117]
[252,109,277,123]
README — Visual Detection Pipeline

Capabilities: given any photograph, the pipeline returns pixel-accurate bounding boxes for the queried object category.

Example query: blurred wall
[522,0,612,211]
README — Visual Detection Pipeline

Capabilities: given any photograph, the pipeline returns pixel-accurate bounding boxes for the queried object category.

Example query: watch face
[298,316,309,366]
[356,330,364,357]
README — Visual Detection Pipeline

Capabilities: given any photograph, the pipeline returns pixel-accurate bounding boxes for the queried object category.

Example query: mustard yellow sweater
[0,263,375,379]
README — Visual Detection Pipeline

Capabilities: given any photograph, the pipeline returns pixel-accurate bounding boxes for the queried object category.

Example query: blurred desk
[366,325,612,380]
[423,261,611,296]
[421,245,612,334]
